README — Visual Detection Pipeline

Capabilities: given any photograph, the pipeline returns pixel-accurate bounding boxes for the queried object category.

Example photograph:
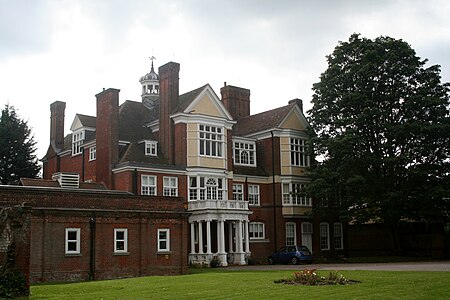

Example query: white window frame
[72,130,84,155]
[233,183,243,201]
[286,222,297,246]
[145,140,158,156]
[188,176,225,201]
[141,175,157,196]
[249,222,265,239]
[334,222,344,250]
[290,138,309,167]
[248,184,260,206]
[114,228,128,253]
[89,146,96,161]
[282,183,311,206]
[157,229,170,252]
[199,124,223,157]
[163,176,178,196]
[320,223,330,251]
[233,140,256,166]
[65,228,80,254]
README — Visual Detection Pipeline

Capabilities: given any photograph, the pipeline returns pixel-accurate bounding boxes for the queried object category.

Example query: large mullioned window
[233,141,256,166]
[199,125,223,157]
[290,138,309,167]
[282,183,311,206]
[249,222,265,239]
[189,176,225,201]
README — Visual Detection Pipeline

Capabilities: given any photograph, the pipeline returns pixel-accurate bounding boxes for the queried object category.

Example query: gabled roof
[233,101,309,136]
[174,84,209,114]
[70,114,96,131]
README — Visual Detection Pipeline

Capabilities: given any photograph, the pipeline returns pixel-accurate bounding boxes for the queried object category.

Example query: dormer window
[72,130,84,155]
[145,140,158,156]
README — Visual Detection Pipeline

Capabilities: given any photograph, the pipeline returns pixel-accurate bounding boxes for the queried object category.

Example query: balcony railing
[188,200,249,211]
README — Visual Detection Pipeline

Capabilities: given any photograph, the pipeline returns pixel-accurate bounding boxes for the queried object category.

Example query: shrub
[210,257,221,268]
[0,266,28,298]
[275,269,359,286]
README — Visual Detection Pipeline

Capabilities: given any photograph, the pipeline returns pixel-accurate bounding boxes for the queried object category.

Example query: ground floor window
[114,228,128,253]
[334,222,343,250]
[286,222,297,246]
[158,229,170,252]
[249,222,265,239]
[65,228,80,254]
[320,223,330,250]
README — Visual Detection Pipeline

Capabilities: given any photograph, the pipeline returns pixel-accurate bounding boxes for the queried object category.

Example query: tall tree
[0,104,40,184]
[307,34,450,253]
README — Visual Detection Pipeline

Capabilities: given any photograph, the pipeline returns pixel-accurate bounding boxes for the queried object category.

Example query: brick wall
[0,186,189,283]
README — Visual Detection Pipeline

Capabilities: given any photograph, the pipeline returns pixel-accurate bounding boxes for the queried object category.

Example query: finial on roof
[150,56,156,71]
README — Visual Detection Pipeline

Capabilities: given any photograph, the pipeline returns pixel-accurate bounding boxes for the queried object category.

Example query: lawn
[30,268,450,299]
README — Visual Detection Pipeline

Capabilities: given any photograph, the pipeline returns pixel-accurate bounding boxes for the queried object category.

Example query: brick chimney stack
[158,62,180,164]
[288,98,303,112]
[95,88,120,189]
[50,101,66,151]
[220,83,250,120]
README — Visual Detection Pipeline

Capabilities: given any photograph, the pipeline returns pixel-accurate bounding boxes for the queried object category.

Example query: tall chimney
[158,62,180,164]
[288,98,303,112]
[220,84,250,120]
[95,88,120,189]
[50,101,66,151]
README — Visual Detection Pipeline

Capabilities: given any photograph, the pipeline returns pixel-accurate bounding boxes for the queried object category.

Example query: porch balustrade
[188,199,248,211]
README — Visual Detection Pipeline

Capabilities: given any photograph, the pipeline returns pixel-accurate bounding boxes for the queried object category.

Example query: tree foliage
[307,34,450,228]
[0,104,40,184]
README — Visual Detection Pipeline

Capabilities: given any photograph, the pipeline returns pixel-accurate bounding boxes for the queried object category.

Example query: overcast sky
[1,0,449,160]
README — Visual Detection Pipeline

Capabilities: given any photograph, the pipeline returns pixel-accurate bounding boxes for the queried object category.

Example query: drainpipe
[81,147,85,182]
[133,168,138,194]
[89,217,96,281]
[271,131,277,252]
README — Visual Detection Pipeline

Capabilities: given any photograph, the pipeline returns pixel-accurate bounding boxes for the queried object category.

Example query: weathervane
[149,55,156,68]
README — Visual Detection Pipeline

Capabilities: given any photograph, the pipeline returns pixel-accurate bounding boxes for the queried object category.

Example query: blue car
[268,245,313,265]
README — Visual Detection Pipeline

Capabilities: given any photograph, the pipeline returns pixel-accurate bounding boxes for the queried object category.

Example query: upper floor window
[72,130,84,155]
[89,146,96,161]
[163,177,178,196]
[334,223,344,250]
[233,141,256,166]
[233,183,243,200]
[249,222,265,239]
[286,222,297,246]
[141,175,157,196]
[320,223,330,250]
[65,228,80,255]
[199,125,223,157]
[282,183,311,206]
[290,138,309,167]
[248,184,260,206]
[145,140,158,156]
[189,176,225,201]
[114,228,128,253]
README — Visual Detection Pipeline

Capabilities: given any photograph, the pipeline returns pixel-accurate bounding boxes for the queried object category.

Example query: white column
[245,220,250,254]
[198,220,204,254]
[236,220,243,253]
[206,220,212,254]
[216,220,222,253]
[190,222,196,254]
[228,222,234,253]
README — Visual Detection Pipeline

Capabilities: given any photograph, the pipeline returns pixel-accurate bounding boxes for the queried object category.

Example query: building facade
[42,61,345,265]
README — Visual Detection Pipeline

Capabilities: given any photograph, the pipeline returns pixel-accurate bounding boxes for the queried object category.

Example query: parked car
[268,245,313,265]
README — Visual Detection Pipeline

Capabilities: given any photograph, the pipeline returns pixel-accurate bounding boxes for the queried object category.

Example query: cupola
[140,56,160,109]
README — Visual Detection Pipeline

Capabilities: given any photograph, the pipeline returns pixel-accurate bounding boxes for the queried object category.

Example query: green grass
[30,269,450,300]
